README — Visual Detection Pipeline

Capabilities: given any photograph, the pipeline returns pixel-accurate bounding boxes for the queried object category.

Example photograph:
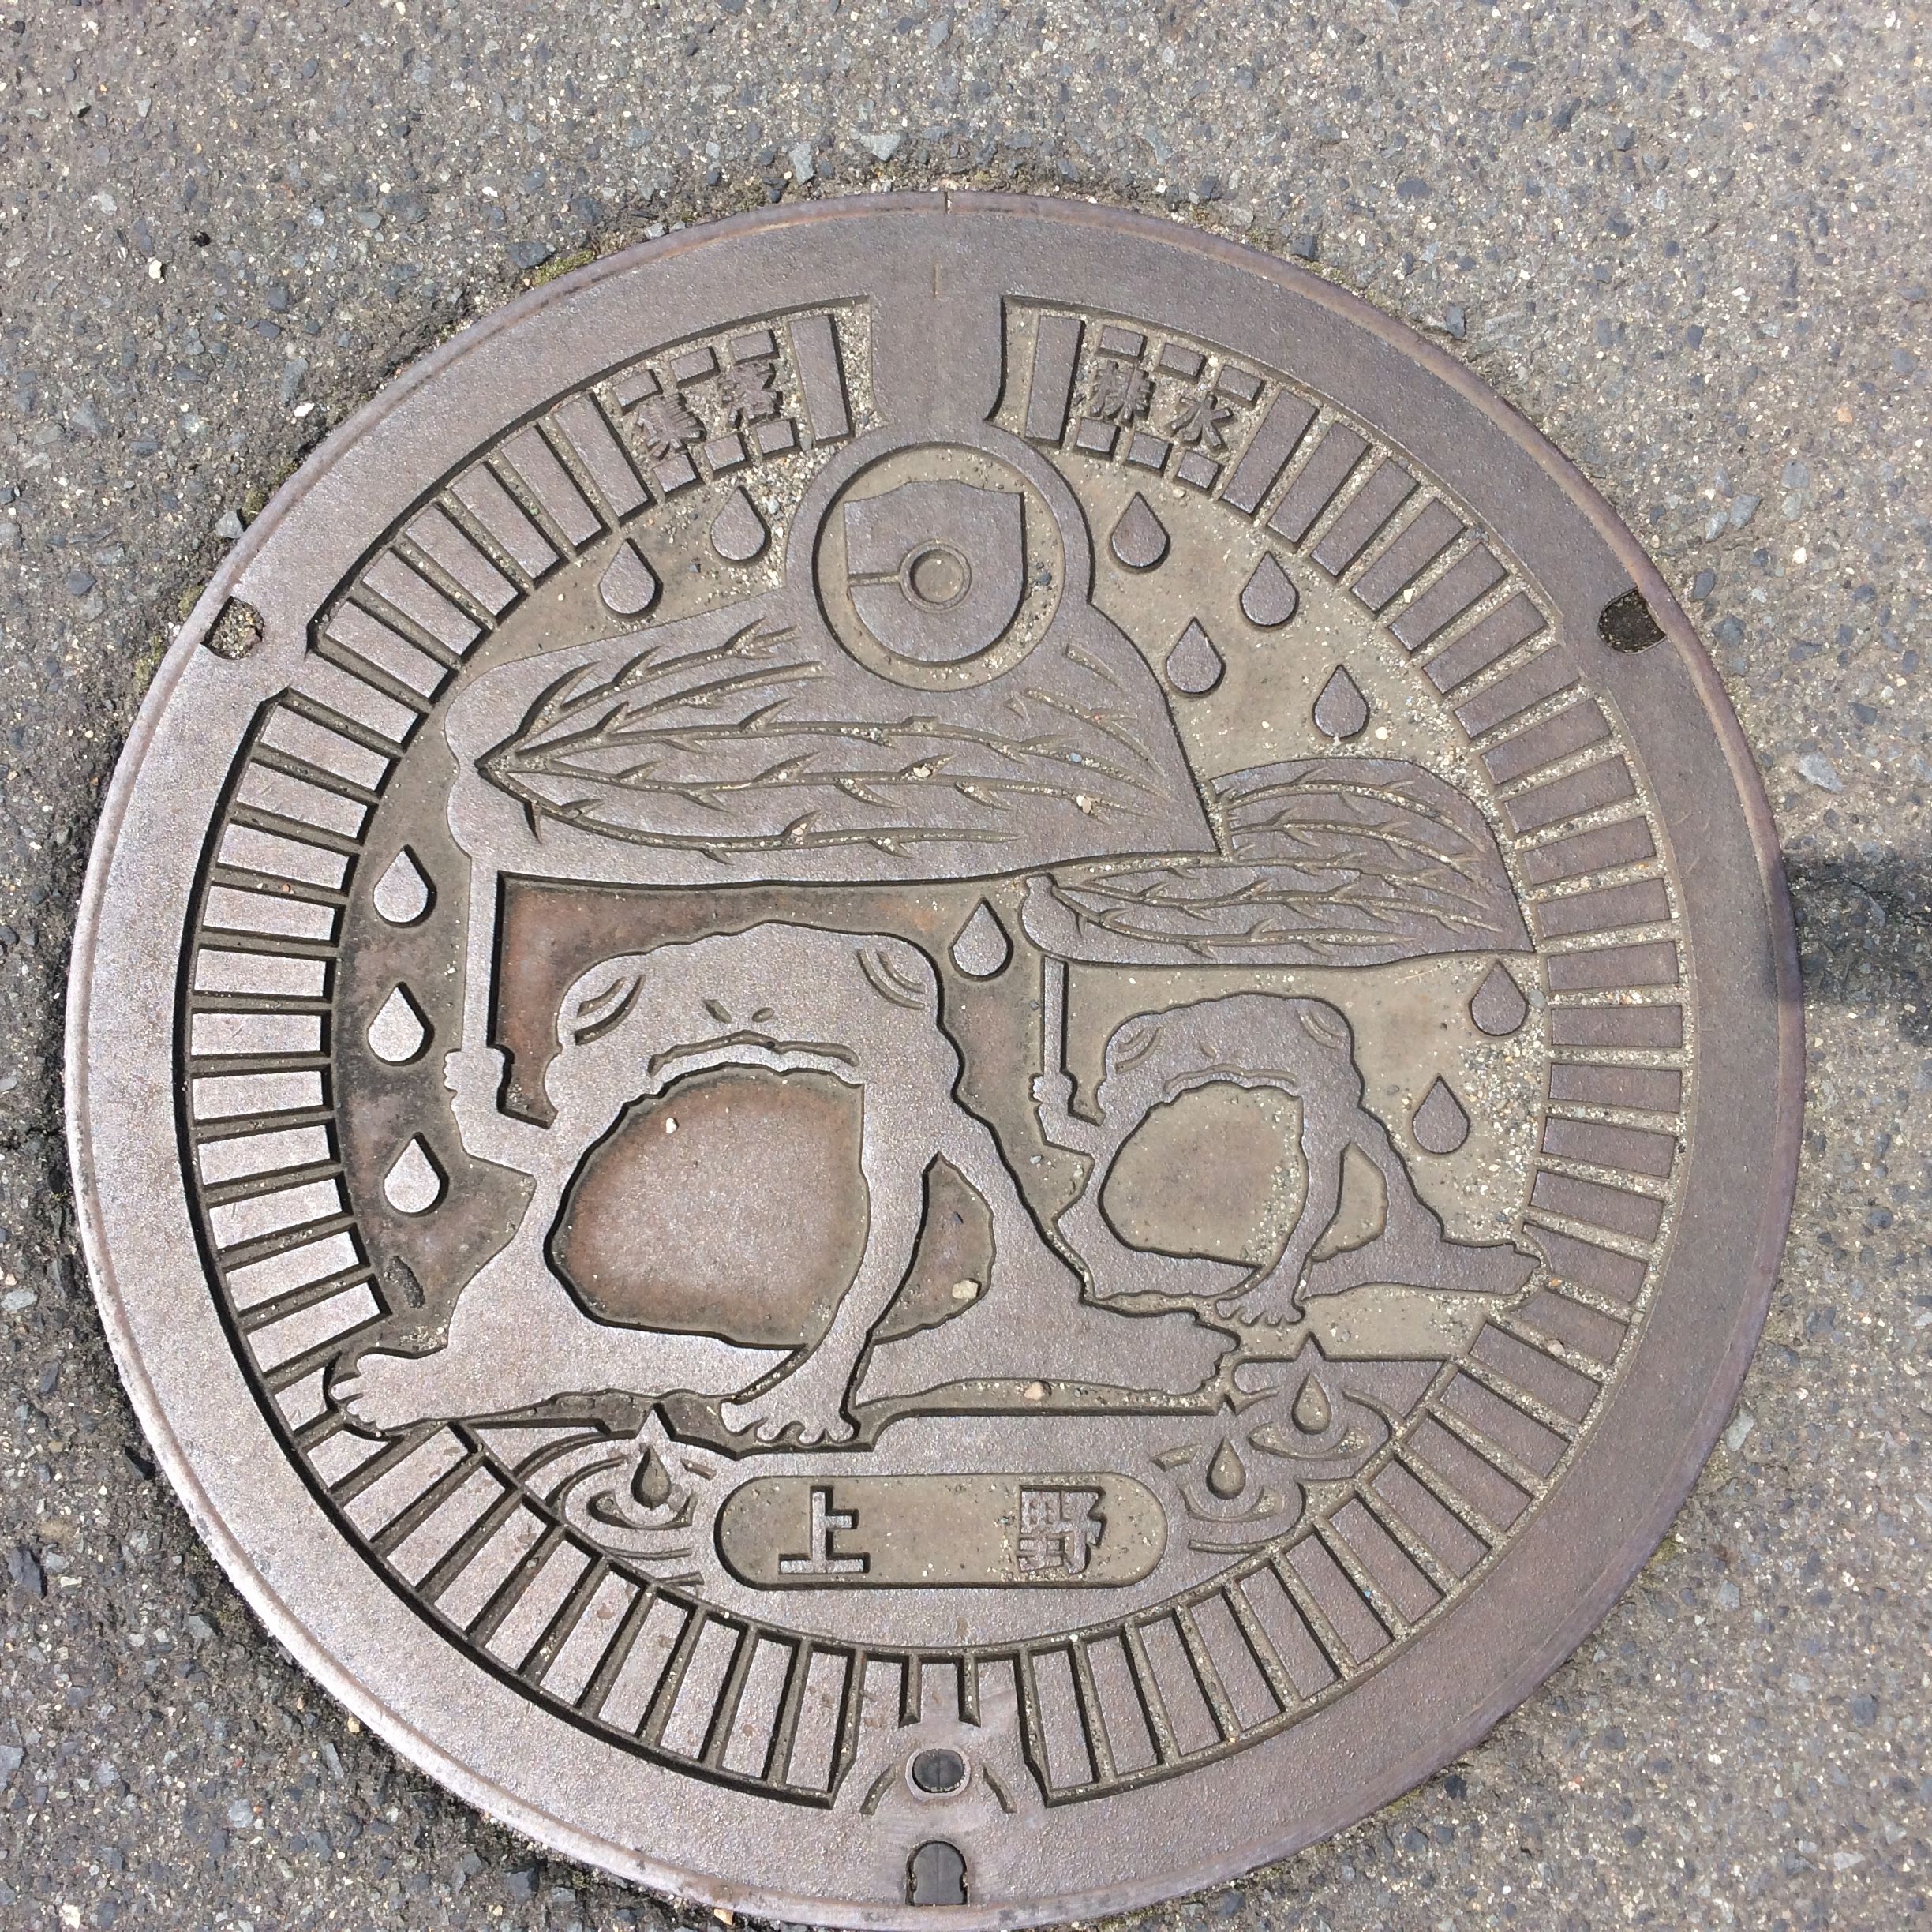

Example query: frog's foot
[719,1354,859,1446]
[334,1347,486,1433]
[1212,1275,1305,1332]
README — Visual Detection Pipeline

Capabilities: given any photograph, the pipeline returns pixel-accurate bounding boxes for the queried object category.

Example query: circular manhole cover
[69,197,1799,1926]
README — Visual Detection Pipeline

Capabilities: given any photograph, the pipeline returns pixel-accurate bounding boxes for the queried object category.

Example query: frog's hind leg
[1301,1112,1539,1301]
[1212,1099,1350,1327]
[721,1125,929,1445]
[335,1225,789,1432]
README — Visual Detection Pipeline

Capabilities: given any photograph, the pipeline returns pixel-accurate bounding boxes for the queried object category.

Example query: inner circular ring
[900,542,972,611]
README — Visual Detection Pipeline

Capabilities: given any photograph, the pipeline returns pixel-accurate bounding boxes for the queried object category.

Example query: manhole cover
[69,197,1799,1926]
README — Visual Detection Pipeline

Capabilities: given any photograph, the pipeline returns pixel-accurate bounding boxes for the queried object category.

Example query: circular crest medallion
[69,197,1799,1926]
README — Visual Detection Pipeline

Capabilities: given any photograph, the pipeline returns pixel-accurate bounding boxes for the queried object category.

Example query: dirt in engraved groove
[70,200,1795,1930]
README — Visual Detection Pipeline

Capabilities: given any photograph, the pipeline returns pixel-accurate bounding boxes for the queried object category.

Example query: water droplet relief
[1206,1439,1248,1500]
[1240,552,1298,628]
[370,848,432,925]
[366,984,429,1065]
[383,1136,446,1215]
[1291,1376,1333,1436]
[1312,664,1370,740]
[1110,492,1170,571]
[1469,960,1530,1037]
[949,900,1010,978]
[1411,1076,1471,1155]
[631,1449,673,1511]
[709,486,768,563]
[1165,619,1225,695]
[598,537,659,616]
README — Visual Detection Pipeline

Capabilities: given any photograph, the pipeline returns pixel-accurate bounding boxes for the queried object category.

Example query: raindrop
[1239,552,1299,628]
[631,1449,673,1511]
[370,848,432,926]
[1164,619,1225,696]
[1412,1076,1471,1155]
[366,984,429,1065]
[598,537,659,616]
[1206,1439,1247,1500]
[383,1136,445,1215]
[949,900,1010,979]
[709,486,768,564]
[1109,492,1170,571]
[1291,1376,1333,1436]
[1312,664,1370,740]
[1469,961,1530,1037]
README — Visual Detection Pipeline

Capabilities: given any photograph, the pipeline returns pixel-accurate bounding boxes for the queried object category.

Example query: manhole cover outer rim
[65,192,1803,1931]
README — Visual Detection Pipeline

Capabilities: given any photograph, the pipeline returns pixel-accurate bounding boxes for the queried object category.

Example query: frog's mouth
[646,1030,859,1080]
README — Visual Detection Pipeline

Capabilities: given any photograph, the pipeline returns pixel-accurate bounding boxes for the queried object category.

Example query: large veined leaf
[1020,758,1531,967]
[470,615,1215,874]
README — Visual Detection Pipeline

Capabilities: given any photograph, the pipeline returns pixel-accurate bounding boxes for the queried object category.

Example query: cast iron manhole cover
[69,197,1799,1926]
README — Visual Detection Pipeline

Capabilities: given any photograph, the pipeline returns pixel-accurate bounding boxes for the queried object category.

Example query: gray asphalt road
[2,2,1926,1928]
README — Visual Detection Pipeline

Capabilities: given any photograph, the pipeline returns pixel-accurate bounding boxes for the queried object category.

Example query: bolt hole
[908,1839,968,1906]
[204,597,264,661]
[901,542,971,610]
[911,1747,968,1795]
[1598,586,1665,653]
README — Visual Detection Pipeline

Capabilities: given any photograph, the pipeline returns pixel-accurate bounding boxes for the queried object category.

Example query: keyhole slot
[908,1839,968,1906]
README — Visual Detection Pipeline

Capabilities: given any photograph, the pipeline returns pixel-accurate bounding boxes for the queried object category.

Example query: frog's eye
[1110,1017,1162,1071]
[565,964,644,1046]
